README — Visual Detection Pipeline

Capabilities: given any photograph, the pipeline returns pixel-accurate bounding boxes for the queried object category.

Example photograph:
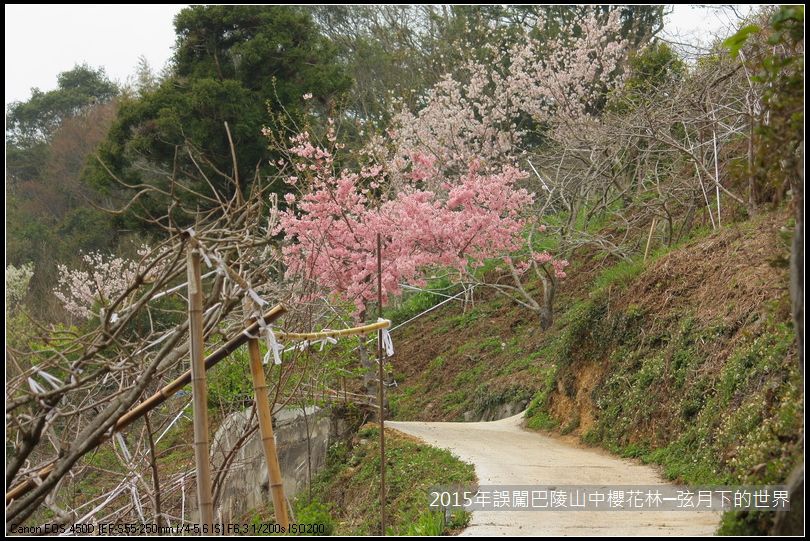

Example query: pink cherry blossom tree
[275,8,630,330]
[273,127,566,329]
[366,8,625,326]
[372,8,629,178]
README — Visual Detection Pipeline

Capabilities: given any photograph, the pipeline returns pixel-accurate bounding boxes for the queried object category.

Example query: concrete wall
[462,400,529,422]
[211,406,346,523]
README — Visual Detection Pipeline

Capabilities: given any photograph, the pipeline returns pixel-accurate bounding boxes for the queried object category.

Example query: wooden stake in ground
[644,218,657,262]
[245,308,290,529]
[377,232,387,535]
[188,248,214,529]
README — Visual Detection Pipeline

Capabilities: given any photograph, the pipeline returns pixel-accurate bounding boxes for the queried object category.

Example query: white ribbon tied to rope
[378,318,395,357]
[242,313,283,365]
[198,244,228,278]
[291,336,338,353]
[317,336,339,351]
[247,288,268,307]
[257,315,283,365]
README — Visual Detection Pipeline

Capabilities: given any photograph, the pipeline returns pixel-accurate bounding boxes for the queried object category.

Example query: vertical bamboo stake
[711,108,721,227]
[712,126,721,227]
[644,218,657,262]
[245,328,290,529]
[377,232,387,535]
[187,248,214,529]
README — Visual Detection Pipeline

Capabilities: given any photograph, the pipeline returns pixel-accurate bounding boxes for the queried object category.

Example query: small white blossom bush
[5,262,35,311]
[54,246,162,320]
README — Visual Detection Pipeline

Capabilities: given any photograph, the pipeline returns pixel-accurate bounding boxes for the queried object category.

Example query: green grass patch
[299,427,476,535]
[385,274,458,325]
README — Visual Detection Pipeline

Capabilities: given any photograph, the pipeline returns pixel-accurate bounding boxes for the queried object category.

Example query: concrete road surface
[388,412,720,536]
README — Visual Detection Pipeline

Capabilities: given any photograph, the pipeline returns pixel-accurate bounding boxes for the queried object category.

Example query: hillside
[388,208,803,534]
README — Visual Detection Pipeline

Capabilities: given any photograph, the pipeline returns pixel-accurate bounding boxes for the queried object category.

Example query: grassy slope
[242,425,476,535]
[388,209,803,534]
[70,210,796,534]
[387,281,556,422]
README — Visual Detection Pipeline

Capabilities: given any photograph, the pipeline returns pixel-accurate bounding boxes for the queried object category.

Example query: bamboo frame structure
[246,337,290,529]
[7,269,392,518]
[274,319,391,341]
[188,248,214,528]
[5,304,287,504]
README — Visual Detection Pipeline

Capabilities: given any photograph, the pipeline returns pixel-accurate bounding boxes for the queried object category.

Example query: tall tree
[6,66,120,319]
[6,64,117,185]
[85,5,351,228]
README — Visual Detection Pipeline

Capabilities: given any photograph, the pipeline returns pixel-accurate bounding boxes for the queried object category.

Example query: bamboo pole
[274,319,390,341]
[188,248,214,529]
[377,232,387,535]
[644,218,657,262]
[246,336,290,529]
[711,111,722,227]
[5,304,286,504]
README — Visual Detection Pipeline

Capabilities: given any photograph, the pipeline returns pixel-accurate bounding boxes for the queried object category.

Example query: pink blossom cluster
[274,9,626,317]
[385,8,629,175]
[506,251,569,279]
[277,137,537,315]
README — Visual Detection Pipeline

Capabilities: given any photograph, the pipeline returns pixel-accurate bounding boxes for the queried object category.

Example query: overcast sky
[5,4,761,104]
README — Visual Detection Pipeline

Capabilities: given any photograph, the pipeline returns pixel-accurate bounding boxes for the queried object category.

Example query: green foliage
[384,274,457,325]
[292,500,335,535]
[396,509,472,536]
[446,508,472,531]
[400,510,445,536]
[309,6,445,126]
[767,5,804,46]
[717,510,777,536]
[524,365,558,430]
[582,312,799,487]
[307,428,476,535]
[592,257,646,292]
[526,410,559,431]
[207,346,255,409]
[611,41,685,111]
[86,5,352,229]
[398,507,470,535]
[247,511,270,534]
[517,218,801,537]
[6,64,117,146]
[725,6,804,206]
[55,207,118,255]
[723,24,762,57]
[6,64,123,322]
[446,308,483,329]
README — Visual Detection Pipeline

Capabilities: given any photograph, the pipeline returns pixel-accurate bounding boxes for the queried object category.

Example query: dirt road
[387,412,720,536]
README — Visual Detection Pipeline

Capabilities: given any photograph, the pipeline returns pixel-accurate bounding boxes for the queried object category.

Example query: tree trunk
[771,140,803,535]
[358,341,377,398]
[790,148,803,373]
[538,273,557,331]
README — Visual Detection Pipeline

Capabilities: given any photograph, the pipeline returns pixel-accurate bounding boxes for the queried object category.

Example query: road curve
[387,412,720,536]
